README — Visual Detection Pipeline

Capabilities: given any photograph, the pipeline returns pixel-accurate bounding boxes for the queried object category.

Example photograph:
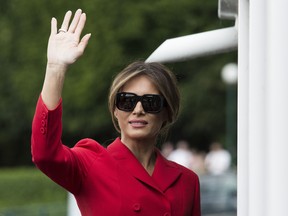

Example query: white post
[266,0,288,215]
[67,193,81,216]
[145,27,237,63]
[237,0,249,215]
[248,0,267,215]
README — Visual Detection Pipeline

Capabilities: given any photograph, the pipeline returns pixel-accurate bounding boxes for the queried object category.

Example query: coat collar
[107,138,182,193]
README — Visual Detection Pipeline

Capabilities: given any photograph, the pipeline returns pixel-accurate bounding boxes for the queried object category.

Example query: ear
[160,109,169,128]
[114,109,118,119]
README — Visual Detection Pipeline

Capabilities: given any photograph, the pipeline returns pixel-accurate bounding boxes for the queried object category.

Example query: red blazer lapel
[107,138,160,191]
[107,138,182,193]
[152,150,182,193]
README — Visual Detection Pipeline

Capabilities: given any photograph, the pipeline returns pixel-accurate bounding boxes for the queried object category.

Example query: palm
[48,33,83,65]
[47,9,91,66]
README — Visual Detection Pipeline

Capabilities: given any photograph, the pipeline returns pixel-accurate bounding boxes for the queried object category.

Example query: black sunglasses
[116,92,166,113]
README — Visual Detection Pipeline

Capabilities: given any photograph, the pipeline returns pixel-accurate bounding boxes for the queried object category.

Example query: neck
[121,137,157,175]
[137,150,156,176]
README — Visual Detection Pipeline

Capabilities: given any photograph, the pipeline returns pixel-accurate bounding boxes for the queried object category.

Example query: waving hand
[42,9,91,110]
[47,9,91,66]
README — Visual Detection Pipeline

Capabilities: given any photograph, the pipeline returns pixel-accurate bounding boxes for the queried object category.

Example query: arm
[32,9,91,193]
[42,9,91,109]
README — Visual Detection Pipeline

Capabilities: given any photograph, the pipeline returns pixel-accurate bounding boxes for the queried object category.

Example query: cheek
[114,110,129,130]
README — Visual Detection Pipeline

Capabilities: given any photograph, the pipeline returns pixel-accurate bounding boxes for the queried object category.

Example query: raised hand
[47,9,91,67]
[42,9,91,110]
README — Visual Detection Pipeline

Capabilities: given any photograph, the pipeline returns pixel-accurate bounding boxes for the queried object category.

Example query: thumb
[78,33,91,54]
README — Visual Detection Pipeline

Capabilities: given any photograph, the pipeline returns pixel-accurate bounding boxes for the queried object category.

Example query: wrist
[47,62,69,71]
[42,64,67,110]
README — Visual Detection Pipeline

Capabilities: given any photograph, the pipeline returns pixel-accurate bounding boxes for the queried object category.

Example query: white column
[266,0,288,215]
[145,27,237,63]
[237,0,249,215]
[248,0,267,215]
[67,193,81,216]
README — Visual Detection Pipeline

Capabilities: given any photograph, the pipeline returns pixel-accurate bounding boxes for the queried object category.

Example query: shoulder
[159,152,199,181]
[171,160,198,178]
[70,138,114,174]
[72,138,107,157]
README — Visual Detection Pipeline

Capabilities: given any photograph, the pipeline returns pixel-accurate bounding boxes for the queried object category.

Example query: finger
[74,13,87,38]
[68,9,82,33]
[51,17,57,35]
[77,33,91,54]
[60,10,72,31]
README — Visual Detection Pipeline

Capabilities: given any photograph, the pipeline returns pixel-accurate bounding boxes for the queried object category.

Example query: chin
[130,132,158,142]
[125,130,147,138]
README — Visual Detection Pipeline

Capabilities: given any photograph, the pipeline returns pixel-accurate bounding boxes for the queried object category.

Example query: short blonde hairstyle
[108,61,180,136]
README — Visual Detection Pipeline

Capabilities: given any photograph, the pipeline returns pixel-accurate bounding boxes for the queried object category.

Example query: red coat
[31,96,201,216]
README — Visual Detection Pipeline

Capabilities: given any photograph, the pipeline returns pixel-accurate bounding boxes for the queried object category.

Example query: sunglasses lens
[142,95,162,113]
[116,93,137,111]
[116,92,165,113]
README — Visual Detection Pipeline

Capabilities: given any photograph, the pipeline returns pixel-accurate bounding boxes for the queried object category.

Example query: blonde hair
[108,61,180,136]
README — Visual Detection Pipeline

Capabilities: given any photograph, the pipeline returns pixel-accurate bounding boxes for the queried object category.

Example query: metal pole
[67,193,81,216]
[237,0,249,215]
[146,27,237,63]
[249,0,267,215]
[266,0,288,215]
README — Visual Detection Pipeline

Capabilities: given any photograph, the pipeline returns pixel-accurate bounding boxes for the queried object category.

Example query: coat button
[164,213,171,216]
[42,112,47,119]
[40,127,46,135]
[41,120,46,126]
[133,203,141,212]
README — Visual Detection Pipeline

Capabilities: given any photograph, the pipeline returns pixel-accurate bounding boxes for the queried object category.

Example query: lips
[128,120,148,127]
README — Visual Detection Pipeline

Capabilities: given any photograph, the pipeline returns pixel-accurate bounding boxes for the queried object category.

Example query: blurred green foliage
[0,0,237,166]
[0,167,66,215]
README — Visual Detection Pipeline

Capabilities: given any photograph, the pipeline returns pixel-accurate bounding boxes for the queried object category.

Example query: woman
[31,9,201,216]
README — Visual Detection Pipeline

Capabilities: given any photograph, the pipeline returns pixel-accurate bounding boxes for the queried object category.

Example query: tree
[0,0,236,166]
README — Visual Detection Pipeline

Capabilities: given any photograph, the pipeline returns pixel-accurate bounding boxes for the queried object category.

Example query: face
[114,75,167,145]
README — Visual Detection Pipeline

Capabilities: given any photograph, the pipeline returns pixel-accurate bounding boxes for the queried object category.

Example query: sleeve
[31,95,93,194]
[192,175,201,216]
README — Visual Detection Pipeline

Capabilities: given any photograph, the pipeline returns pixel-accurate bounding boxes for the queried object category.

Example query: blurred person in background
[31,9,201,216]
[204,142,231,175]
[160,141,174,158]
[167,140,194,170]
[190,150,206,176]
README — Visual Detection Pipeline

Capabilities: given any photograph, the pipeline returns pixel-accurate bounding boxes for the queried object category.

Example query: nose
[133,101,145,114]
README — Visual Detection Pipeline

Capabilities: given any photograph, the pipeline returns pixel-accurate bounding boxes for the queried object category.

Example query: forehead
[122,75,160,95]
